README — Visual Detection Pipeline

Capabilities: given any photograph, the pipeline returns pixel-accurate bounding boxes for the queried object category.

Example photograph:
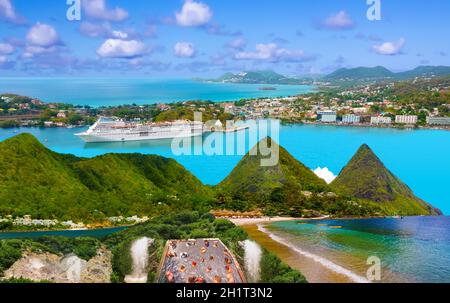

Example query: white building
[427,117,450,125]
[57,111,67,118]
[342,114,361,124]
[370,116,392,125]
[317,111,337,123]
[395,115,418,124]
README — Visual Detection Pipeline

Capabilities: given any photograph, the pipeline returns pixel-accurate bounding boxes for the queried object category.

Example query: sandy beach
[228,215,330,226]
[228,216,299,226]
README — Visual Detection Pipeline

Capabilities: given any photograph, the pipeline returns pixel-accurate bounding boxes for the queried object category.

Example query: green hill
[331,144,441,216]
[324,66,395,81]
[210,70,301,85]
[396,65,450,80]
[324,65,450,83]
[0,134,213,221]
[0,135,441,222]
[217,138,330,213]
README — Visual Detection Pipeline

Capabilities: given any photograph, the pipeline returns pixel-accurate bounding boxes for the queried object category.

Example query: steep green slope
[325,66,394,81]
[217,138,329,212]
[331,144,441,216]
[0,134,441,222]
[396,65,450,80]
[0,134,213,221]
[0,133,91,219]
[324,65,450,83]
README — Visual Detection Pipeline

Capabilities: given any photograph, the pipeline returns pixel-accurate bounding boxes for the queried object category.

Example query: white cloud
[227,38,247,50]
[174,42,196,58]
[111,30,128,40]
[79,22,134,40]
[22,46,53,58]
[79,22,112,38]
[0,0,26,24]
[26,23,60,47]
[320,11,355,30]
[313,167,337,184]
[0,54,14,69]
[83,0,128,22]
[22,23,62,58]
[235,43,314,62]
[372,38,406,56]
[176,0,212,27]
[97,39,146,59]
[0,43,15,55]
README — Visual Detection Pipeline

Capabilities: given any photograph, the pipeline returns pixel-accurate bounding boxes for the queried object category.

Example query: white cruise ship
[75,117,204,143]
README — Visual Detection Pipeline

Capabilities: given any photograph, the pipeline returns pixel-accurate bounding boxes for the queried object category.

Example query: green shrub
[111,240,133,282]
[259,251,307,283]
[0,241,23,276]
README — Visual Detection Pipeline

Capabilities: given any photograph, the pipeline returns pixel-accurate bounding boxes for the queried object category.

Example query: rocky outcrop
[3,247,112,283]
[80,248,112,283]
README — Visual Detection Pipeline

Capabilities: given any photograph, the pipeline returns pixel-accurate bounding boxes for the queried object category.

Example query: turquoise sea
[268,216,450,283]
[0,123,449,215]
[0,226,128,240]
[0,78,312,107]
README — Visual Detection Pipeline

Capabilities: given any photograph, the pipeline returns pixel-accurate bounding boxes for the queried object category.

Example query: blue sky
[0,0,449,77]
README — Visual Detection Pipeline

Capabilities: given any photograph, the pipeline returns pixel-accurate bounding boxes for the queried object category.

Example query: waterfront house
[342,114,361,124]
[395,115,418,124]
[317,111,337,123]
[427,116,450,125]
[57,111,67,118]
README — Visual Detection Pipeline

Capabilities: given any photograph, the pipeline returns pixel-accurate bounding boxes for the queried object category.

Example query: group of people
[163,239,238,283]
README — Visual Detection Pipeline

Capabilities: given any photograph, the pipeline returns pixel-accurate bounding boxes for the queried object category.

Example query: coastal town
[1,76,449,130]
[0,214,149,231]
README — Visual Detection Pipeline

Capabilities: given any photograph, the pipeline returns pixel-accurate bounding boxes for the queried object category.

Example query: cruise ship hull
[75,118,204,143]
[76,131,203,143]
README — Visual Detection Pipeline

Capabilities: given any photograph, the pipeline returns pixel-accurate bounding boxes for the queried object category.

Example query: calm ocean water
[0,78,312,106]
[0,123,449,215]
[0,226,128,240]
[268,217,450,283]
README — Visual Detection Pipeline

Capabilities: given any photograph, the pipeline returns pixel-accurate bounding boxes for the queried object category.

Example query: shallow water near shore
[261,216,450,283]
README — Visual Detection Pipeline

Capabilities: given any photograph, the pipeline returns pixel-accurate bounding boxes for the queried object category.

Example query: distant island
[259,86,277,91]
[200,66,450,86]
[199,70,310,85]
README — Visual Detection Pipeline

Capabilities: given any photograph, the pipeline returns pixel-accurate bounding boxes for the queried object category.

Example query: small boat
[330,226,343,229]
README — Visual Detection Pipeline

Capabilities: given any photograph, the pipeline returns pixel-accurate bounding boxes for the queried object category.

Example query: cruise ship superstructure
[75,117,204,143]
